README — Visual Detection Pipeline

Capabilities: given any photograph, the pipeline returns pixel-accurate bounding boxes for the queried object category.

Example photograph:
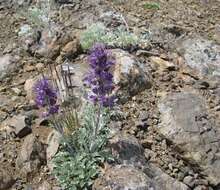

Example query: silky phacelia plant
[34,78,59,116]
[84,43,116,107]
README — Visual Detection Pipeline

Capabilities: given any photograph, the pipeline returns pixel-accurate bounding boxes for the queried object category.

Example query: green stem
[94,105,102,138]
[51,117,75,156]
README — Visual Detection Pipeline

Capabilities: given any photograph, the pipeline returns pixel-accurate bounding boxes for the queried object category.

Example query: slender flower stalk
[34,77,59,117]
[33,77,76,155]
[84,43,116,107]
[84,43,116,138]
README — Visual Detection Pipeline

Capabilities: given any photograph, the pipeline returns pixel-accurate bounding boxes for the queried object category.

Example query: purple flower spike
[84,43,116,107]
[34,78,59,116]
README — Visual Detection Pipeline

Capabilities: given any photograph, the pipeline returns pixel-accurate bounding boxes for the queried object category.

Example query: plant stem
[51,117,75,156]
[94,104,102,138]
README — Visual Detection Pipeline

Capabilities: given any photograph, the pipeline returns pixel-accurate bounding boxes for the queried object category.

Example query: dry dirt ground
[0,0,220,190]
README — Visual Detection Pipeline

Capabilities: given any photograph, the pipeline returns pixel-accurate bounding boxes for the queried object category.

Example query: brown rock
[61,39,81,59]
[16,134,46,178]
[24,76,41,104]
[37,181,52,190]
[150,56,175,71]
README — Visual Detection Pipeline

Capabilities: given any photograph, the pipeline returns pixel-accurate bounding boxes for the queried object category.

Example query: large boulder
[95,131,189,190]
[16,134,46,179]
[93,164,189,190]
[112,49,152,102]
[93,165,160,190]
[177,37,220,76]
[158,92,220,186]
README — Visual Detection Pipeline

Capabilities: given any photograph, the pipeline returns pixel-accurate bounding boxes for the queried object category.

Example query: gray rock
[158,92,220,186]
[54,57,88,104]
[37,181,52,190]
[0,168,15,190]
[112,49,152,102]
[60,0,108,28]
[46,130,61,161]
[93,165,160,190]
[0,95,10,109]
[15,0,32,6]
[20,26,63,59]
[16,134,46,178]
[96,131,189,190]
[147,164,190,190]
[93,164,189,190]
[99,11,125,28]
[178,37,220,76]
[183,176,195,188]
[193,186,209,190]
[55,0,75,4]
[4,115,32,138]
[178,172,185,181]
[108,133,146,166]
[0,54,18,81]
[11,87,22,96]
[46,130,61,171]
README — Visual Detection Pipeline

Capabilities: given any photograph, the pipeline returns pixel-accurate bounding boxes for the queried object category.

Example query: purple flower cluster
[34,78,59,116]
[84,43,116,107]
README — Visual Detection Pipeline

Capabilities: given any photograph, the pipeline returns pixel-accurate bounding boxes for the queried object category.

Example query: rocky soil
[0,0,220,190]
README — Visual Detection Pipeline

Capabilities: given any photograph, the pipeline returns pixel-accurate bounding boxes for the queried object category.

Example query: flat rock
[54,58,89,103]
[3,115,32,138]
[150,56,175,71]
[178,37,220,76]
[46,130,61,161]
[46,130,61,171]
[147,164,190,190]
[158,92,220,186]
